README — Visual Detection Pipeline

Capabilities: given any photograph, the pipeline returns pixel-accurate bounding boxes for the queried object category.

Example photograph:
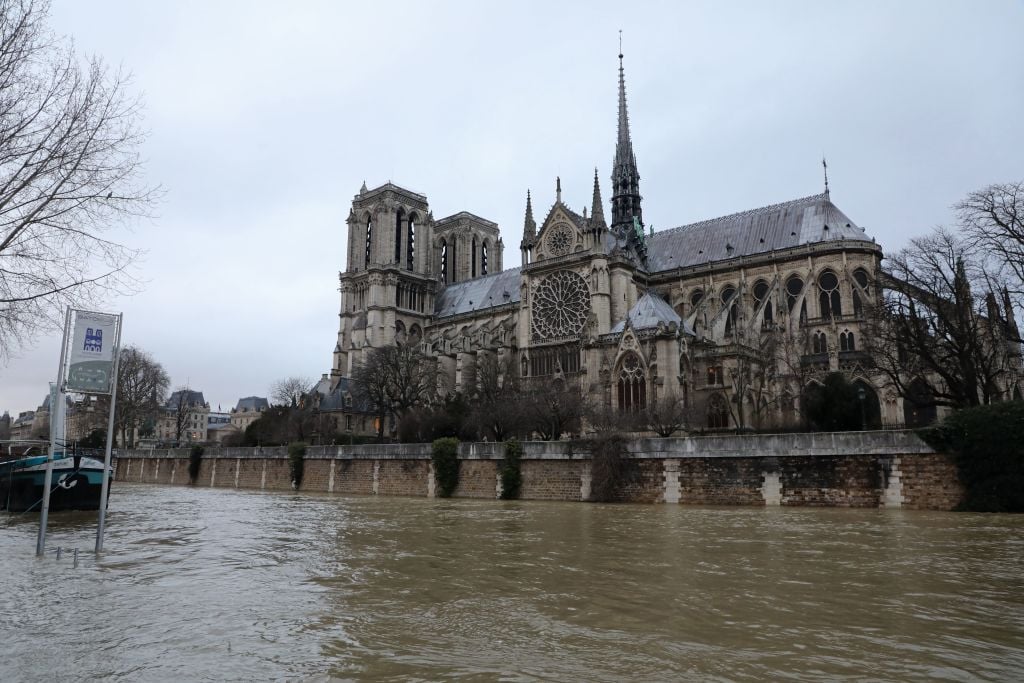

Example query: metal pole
[37,307,72,556]
[95,313,123,553]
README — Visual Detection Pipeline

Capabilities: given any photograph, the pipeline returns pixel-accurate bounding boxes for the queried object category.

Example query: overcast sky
[2,0,1022,415]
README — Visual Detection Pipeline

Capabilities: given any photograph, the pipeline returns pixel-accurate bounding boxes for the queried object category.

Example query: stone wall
[112,431,965,510]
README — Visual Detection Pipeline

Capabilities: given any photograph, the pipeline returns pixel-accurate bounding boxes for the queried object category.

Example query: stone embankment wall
[113,431,963,510]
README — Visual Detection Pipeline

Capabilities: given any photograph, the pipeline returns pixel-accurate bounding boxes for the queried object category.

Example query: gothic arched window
[840,330,855,352]
[721,285,738,336]
[364,214,373,268]
[451,239,458,283]
[707,393,730,429]
[812,331,828,354]
[407,214,416,271]
[852,267,869,317]
[818,270,841,318]
[440,239,448,283]
[786,275,803,311]
[753,279,773,328]
[472,237,478,278]
[617,352,647,412]
[394,208,404,264]
[482,241,489,275]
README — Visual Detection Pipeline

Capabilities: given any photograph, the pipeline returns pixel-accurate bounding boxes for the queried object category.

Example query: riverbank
[114,430,963,509]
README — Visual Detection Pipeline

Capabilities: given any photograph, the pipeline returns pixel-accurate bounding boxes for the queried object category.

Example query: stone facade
[113,431,965,510]
[325,54,989,434]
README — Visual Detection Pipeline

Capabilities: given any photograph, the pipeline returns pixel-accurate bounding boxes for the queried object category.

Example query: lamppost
[857,386,866,431]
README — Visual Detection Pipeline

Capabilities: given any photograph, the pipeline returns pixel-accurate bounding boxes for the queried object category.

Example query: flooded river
[2,485,1023,681]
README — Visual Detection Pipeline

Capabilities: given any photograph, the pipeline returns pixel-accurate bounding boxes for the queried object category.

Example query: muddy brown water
[2,484,1022,681]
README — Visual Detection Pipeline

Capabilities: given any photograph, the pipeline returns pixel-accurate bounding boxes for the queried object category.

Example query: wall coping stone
[119,430,933,461]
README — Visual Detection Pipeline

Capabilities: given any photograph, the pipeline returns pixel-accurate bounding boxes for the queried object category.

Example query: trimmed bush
[431,437,460,498]
[288,442,306,489]
[499,439,523,500]
[919,402,1024,512]
[188,445,204,484]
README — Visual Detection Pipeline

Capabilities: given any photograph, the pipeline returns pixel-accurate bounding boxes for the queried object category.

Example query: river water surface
[2,484,1023,681]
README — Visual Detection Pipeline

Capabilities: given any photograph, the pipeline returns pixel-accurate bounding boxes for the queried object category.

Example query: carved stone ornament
[544,222,575,257]
[531,270,591,341]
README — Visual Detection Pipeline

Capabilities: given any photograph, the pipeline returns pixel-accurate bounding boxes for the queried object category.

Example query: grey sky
[2,0,1022,415]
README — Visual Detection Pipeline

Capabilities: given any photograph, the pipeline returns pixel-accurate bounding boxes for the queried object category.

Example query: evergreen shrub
[288,442,306,489]
[188,445,204,484]
[431,437,460,498]
[919,402,1024,512]
[500,439,523,500]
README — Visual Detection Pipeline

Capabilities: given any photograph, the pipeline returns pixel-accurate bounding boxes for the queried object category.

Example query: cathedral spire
[610,39,645,263]
[591,168,606,228]
[522,190,536,240]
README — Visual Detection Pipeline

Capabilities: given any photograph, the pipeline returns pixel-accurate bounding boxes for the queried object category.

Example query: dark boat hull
[1,457,113,512]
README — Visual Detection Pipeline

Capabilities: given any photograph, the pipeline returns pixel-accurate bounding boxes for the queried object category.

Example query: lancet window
[617,352,647,412]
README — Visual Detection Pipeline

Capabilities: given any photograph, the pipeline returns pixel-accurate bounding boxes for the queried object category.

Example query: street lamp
[857,386,867,431]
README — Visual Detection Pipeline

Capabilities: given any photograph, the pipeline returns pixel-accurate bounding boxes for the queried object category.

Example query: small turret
[520,190,536,264]
[1003,287,1021,342]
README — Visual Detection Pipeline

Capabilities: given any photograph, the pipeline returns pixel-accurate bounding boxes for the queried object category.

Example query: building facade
[328,54,1020,433]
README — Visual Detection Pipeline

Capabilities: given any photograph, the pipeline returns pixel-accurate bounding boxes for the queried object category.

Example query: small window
[707,365,724,386]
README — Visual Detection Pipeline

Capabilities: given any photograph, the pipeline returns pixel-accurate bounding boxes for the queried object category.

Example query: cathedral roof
[434,267,521,319]
[610,291,693,335]
[646,193,872,272]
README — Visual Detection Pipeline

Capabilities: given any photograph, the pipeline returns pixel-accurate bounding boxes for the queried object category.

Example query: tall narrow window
[786,275,804,312]
[482,242,488,275]
[818,270,841,318]
[451,239,458,283]
[753,280,773,328]
[472,237,477,278]
[440,239,448,284]
[364,215,372,268]
[721,285,737,336]
[407,216,416,271]
[707,394,730,429]
[394,209,404,264]
[617,353,646,412]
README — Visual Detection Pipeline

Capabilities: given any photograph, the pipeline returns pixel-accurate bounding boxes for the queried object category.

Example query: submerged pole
[95,313,123,553]
[37,308,72,556]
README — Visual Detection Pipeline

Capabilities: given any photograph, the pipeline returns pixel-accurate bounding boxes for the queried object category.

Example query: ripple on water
[2,485,1024,681]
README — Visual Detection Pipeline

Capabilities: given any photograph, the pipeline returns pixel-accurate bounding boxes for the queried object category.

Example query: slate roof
[234,396,268,412]
[434,267,521,319]
[166,390,206,409]
[645,193,871,272]
[317,377,372,413]
[610,292,694,335]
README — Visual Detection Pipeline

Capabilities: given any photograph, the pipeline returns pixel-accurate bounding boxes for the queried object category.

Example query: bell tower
[332,182,438,384]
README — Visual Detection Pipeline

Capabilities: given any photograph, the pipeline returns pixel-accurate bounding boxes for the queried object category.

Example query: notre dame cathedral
[327,53,940,431]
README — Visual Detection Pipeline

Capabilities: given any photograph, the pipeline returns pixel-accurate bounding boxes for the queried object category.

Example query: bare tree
[271,376,314,407]
[644,394,688,437]
[352,346,440,441]
[0,1,158,357]
[467,353,525,441]
[523,378,583,441]
[864,228,1015,409]
[114,345,169,448]
[958,181,1024,307]
[170,385,195,445]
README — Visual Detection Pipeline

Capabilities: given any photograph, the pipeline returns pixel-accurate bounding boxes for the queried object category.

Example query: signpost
[35,308,122,557]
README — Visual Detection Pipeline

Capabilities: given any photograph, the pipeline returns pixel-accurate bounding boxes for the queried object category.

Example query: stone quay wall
[112,431,964,510]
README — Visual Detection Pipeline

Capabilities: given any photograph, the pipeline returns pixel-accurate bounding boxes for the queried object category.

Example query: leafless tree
[958,181,1024,309]
[170,385,195,445]
[863,228,1015,409]
[352,346,440,441]
[271,376,314,407]
[113,345,169,448]
[643,394,688,437]
[0,1,158,357]
[467,353,525,441]
[523,378,584,440]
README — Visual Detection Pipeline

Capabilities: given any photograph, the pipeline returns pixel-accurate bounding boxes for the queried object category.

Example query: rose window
[545,223,574,257]
[531,270,591,341]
